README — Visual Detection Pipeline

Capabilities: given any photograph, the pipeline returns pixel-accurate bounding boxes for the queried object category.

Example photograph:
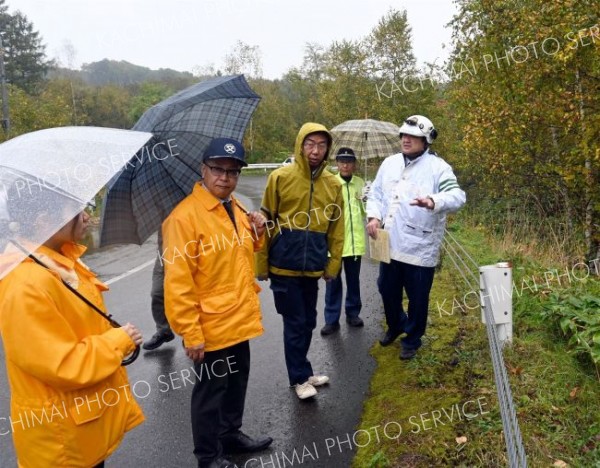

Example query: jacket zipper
[302,175,315,273]
[346,182,355,257]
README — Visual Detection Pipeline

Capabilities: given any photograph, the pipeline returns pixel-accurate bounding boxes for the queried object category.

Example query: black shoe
[220,431,273,454]
[142,331,175,350]
[320,323,340,336]
[346,316,364,327]
[400,348,417,360]
[201,457,235,468]
[379,330,401,347]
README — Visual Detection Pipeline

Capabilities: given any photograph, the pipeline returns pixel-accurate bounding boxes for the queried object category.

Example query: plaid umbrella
[100,75,260,246]
[329,119,402,161]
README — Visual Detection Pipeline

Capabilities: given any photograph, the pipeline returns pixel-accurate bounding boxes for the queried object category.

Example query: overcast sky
[11,0,458,79]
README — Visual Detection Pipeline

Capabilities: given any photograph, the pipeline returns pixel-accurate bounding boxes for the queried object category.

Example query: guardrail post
[480,262,513,346]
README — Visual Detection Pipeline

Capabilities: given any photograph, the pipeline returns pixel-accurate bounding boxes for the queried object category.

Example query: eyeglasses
[205,164,241,178]
[83,202,95,216]
[303,139,328,151]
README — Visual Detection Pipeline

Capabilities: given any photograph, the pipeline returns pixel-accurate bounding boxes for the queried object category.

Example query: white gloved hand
[361,181,372,202]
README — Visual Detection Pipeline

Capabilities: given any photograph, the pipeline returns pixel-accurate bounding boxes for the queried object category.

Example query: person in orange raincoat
[162,138,272,468]
[0,185,144,468]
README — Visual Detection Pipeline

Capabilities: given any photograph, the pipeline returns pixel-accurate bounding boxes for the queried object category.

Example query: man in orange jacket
[0,187,144,468]
[162,138,272,468]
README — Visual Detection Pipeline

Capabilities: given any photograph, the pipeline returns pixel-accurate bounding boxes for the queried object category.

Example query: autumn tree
[301,43,326,82]
[223,41,263,79]
[2,83,72,140]
[128,82,173,123]
[244,78,296,162]
[448,0,600,260]
[80,84,133,128]
[281,43,329,125]
[317,39,372,125]
[365,8,421,123]
[0,0,51,93]
[367,8,416,82]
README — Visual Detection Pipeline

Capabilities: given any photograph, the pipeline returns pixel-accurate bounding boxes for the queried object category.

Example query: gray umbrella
[100,74,261,247]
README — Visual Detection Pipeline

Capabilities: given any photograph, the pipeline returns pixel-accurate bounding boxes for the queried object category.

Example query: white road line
[104,259,155,285]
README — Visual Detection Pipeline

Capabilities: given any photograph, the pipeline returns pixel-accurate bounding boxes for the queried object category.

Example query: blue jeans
[324,256,362,324]
[269,274,318,386]
[377,260,435,351]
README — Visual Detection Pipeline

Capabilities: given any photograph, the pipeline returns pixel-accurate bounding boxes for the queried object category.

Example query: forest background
[2,1,600,464]
[2,0,598,265]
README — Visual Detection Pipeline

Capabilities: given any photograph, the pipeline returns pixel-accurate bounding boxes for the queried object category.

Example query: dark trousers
[270,274,318,386]
[93,463,104,468]
[191,340,250,466]
[151,250,171,334]
[377,260,435,351]
[324,256,362,324]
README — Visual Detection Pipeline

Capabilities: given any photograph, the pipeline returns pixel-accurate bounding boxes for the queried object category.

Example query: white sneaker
[307,375,329,387]
[295,382,317,399]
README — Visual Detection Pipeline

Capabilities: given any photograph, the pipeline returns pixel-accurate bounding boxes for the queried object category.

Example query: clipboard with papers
[368,228,390,263]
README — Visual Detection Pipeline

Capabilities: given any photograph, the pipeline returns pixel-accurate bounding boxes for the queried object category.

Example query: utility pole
[0,35,10,137]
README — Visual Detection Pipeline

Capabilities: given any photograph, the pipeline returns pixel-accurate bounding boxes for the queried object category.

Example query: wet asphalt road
[0,175,384,468]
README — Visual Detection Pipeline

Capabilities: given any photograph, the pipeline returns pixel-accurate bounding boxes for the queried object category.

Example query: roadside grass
[353,218,600,467]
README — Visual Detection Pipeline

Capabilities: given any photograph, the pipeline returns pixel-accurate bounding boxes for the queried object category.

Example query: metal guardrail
[243,163,283,170]
[480,276,527,467]
[443,229,528,468]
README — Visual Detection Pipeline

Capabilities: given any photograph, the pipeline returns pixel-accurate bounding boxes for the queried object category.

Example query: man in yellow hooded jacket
[256,123,345,400]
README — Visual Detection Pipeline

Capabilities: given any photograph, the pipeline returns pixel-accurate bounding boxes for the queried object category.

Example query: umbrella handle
[121,345,140,366]
[106,315,140,366]
[106,316,140,366]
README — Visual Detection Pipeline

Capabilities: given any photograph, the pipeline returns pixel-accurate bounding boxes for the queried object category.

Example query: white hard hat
[399,115,438,144]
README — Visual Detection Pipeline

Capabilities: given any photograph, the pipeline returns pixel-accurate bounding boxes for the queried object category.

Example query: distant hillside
[49,59,195,86]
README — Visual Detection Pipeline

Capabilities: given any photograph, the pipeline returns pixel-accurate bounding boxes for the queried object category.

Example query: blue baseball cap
[335,147,357,161]
[203,137,247,167]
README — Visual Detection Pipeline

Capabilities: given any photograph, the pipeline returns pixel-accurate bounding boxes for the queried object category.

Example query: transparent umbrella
[0,126,153,364]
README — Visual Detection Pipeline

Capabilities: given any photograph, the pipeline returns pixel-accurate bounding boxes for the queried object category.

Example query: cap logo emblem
[224,143,236,154]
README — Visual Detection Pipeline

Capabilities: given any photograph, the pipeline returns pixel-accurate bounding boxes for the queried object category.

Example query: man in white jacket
[366,115,466,359]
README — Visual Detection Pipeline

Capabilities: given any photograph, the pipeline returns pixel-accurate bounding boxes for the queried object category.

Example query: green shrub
[541,283,600,364]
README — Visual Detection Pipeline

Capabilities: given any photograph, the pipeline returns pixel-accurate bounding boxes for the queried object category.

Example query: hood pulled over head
[294,122,332,174]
